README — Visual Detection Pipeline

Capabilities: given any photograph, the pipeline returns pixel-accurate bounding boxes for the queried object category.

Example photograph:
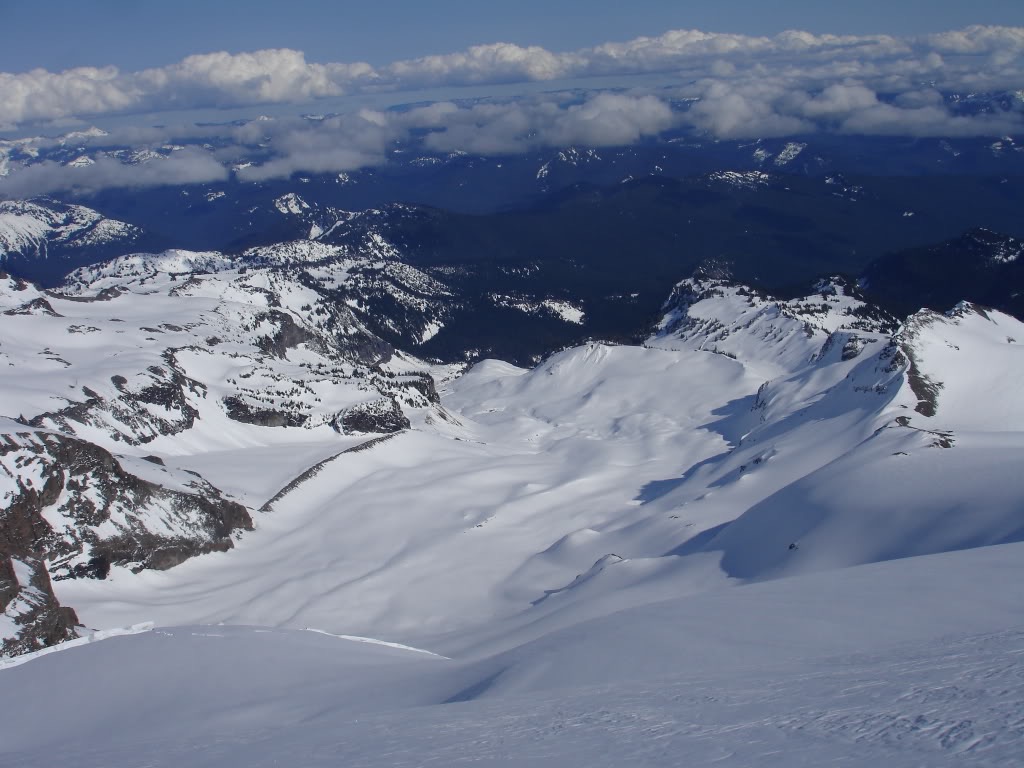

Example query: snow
[52,290,1024,644]
[274,192,309,215]
[128,148,164,164]
[3,260,1024,765]
[774,141,807,166]
[708,170,771,189]
[0,273,1014,640]
[419,319,444,342]
[900,306,1024,431]
[0,199,139,259]
[60,126,108,143]
[9,558,34,587]
[0,208,50,253]
[541,299,585,324]
[4,544,1024,766]
[0,259,448,578]
[490,295,585,324]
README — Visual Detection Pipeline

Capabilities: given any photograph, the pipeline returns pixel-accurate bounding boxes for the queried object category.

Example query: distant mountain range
[4,168,1024,365]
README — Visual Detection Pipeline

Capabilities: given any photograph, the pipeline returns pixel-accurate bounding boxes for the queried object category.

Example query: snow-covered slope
[241,236,457,348]
[643,277,1024,582]
[30,274,1022,653]
[0,199,137,254]
[2,254,1022,764]
[3,541,1023,767]
[2,261,434,448]
[651,273,894,377]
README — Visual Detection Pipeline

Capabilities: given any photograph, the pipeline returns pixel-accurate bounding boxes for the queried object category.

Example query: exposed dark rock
[841,334,869,360]
[335,398,410,434]
[89,534,239,573]
[905,358,943,417]
[260,434,400,513]
[897,312,945,417]
[402,372,441,404]
[222,396,309,428]
[0,558,18,610]
[0,443,83,657]
[0,428,253,601]
[0,556,80,657]
[256,310,316,358]
[3,297,63,317]
[49,286,122,302]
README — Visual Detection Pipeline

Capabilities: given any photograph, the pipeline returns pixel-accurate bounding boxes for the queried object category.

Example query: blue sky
[1,0,1022,73]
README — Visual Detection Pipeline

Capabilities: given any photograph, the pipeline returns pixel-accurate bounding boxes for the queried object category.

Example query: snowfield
[2,260,1023,766]
[3,543,1024,767]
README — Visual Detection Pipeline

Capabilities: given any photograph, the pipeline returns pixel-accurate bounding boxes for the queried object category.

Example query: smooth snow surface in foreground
[3,543,1024,767]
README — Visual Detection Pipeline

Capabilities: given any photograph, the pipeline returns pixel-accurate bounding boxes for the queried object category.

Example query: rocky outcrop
[335,398,410,434]
[3,296,63,317]
[400,372,442,404]
[222,396,308,428]
[1,426,252,584]
[256,309,318,358]
[30,352,204,446]
[0,556,79,657]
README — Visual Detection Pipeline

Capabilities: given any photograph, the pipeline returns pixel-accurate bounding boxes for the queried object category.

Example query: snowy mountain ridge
[0,198,141,259]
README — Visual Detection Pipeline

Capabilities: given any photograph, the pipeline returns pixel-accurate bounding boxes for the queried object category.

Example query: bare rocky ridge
[0,556,78,657]
[0,422,252,653]
[1,425,252,576]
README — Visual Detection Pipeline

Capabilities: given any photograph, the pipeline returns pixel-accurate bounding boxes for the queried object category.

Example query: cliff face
[0,424,254,654]
[0,555,79,657]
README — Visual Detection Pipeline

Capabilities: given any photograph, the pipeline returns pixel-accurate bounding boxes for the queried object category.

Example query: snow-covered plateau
[1,254,1023,766]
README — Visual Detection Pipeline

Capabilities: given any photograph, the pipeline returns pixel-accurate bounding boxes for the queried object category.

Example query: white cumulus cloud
[0,148,228,197]
[0,26,1021,127]
[1,25,1022,194]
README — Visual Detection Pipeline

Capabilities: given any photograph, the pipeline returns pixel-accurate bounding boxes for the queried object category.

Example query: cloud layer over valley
[1,26,1022,195]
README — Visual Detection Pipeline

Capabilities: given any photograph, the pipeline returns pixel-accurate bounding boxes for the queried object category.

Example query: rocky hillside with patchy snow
[0,256,454,655]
